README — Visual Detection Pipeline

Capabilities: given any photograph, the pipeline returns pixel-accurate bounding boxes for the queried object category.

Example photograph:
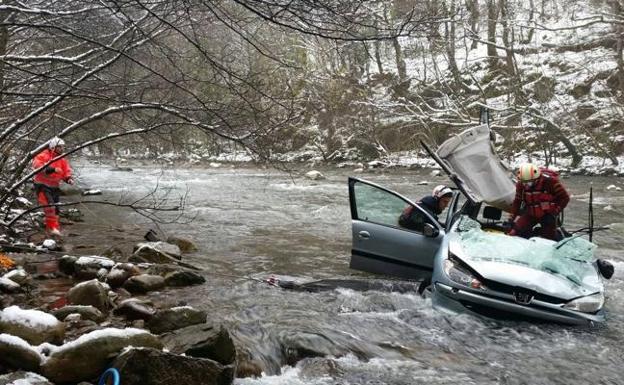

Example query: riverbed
[74,162,624,385]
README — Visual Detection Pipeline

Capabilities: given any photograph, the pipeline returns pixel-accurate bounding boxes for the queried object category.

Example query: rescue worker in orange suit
[508,163,569,241]
[32,137,73,236]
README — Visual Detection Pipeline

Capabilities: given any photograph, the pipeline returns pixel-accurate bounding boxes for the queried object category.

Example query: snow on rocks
[41,239,57,250]
[73,256,115,280]
[0,307,64,345]
[0,371,53,385]
[417,180,429,185]
[0,276,21,293]
[3,267,28,285]
[106,263,141,288]
[40,327,162,384]
[0,334,43,371]
[305,170,325,180]
[606,184,622,191]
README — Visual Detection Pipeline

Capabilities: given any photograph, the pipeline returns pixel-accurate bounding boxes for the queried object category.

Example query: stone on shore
[67,279,110,312]
[3,267,29,285]
[111,348,234,385]
[74,256,115,280]
[106,263,141,288]
[166,235,199,253]
[51,305,105,323]
[0,306,64,345]
[123,274,166,294]
[147,306,207,334]
[0,334,43,372]
[113,299,156,321]
[58,255,78,275]
[130,242,182,264]
[40,328,162,384]
[305,170,325,180]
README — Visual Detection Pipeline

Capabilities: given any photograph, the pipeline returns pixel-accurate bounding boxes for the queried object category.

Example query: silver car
[348,177,606,325]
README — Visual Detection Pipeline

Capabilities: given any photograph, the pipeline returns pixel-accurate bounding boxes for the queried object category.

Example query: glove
[65,177,74,185]
[44,166,56,174]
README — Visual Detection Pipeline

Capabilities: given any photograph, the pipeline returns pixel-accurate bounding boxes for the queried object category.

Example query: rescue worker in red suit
[32,137,73,236]
[508,163,569,241]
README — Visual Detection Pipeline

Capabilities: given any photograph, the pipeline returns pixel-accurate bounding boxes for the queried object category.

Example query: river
[76,162,624,385]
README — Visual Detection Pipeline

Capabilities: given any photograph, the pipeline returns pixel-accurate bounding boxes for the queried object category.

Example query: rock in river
[0,306,64,345]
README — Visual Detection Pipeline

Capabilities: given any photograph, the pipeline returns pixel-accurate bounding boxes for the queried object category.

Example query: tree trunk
[487,0,500,69]
[498,0,516,78]
[522,0,536,44]
[445,0,463,89]
[466,0,480,49]
[374,39,384,74]
[392,37,407,82]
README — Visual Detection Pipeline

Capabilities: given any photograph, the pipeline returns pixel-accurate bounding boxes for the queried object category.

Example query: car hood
[448,219,603,300]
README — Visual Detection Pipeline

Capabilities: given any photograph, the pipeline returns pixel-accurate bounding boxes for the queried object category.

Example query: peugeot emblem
[513,291,533,304]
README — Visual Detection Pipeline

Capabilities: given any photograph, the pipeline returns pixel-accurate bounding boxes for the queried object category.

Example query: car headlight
[563,292,604,313]
[443,257,485,290]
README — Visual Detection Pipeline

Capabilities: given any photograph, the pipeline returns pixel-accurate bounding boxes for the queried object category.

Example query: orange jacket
[511,175,569,218]
[32,149,72,188]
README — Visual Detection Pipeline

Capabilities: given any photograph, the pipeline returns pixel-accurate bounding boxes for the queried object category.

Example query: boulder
[0,334,43,371]
[0,306,64,345]
[123,274,166,294]
[0,371,53,385]
[305,170,325,180]
[160,323,236,365]
[130,242,182,264]
[111,348,234,385]
[0,277,20,293]
[67,279,110,312]
[147,306,207,334]
[73,256,115,280]
[164,270,205,287]
[113,299,156,321]
[166,235,199,253]
[51,305,105,323]
[40,328,162,384]
[106,263,140,288]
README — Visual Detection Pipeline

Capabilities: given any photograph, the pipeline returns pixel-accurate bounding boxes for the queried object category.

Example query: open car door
[348,177,444,280]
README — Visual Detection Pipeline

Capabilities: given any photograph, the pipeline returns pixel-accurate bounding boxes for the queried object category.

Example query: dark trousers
[510,213,557,240]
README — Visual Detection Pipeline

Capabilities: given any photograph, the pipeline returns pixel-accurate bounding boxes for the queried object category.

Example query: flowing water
[76,162,624,385]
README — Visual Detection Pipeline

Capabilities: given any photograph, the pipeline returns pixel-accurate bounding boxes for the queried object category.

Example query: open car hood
[435,124,516,212]
[449,218,603,301]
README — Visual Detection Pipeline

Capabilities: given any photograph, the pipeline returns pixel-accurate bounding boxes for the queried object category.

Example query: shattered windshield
[456,216,596,285]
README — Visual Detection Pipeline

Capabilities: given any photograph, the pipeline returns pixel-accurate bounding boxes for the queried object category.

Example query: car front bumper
[433,282,606,326]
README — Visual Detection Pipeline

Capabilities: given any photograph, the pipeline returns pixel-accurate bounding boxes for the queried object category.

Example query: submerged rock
[112,348,234,385]
[164,270,205,287]
[0,306,64,345]
[40,328,162,384]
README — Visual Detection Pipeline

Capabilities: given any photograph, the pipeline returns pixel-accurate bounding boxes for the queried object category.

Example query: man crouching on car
[508,163,569,241]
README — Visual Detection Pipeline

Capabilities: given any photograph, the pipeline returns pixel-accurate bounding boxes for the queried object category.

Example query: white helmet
[432,185,453,199]
[48,137,65,149]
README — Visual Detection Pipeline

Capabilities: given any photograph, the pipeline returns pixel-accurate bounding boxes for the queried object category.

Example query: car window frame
[348,177,443,234]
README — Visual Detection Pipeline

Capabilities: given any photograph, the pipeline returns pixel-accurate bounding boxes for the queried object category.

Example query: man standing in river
[32,137,74,236]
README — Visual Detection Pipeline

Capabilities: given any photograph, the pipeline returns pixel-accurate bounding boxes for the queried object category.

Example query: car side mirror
[423,223,439,238]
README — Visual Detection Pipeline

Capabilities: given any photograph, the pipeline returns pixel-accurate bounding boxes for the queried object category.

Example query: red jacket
[32,149,72,188]
[511,175,569,219]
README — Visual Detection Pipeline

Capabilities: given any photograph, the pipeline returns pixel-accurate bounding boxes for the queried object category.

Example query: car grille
[481,279,565,304]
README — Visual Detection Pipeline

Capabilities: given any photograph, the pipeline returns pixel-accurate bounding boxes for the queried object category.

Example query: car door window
[352,180,435,233]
